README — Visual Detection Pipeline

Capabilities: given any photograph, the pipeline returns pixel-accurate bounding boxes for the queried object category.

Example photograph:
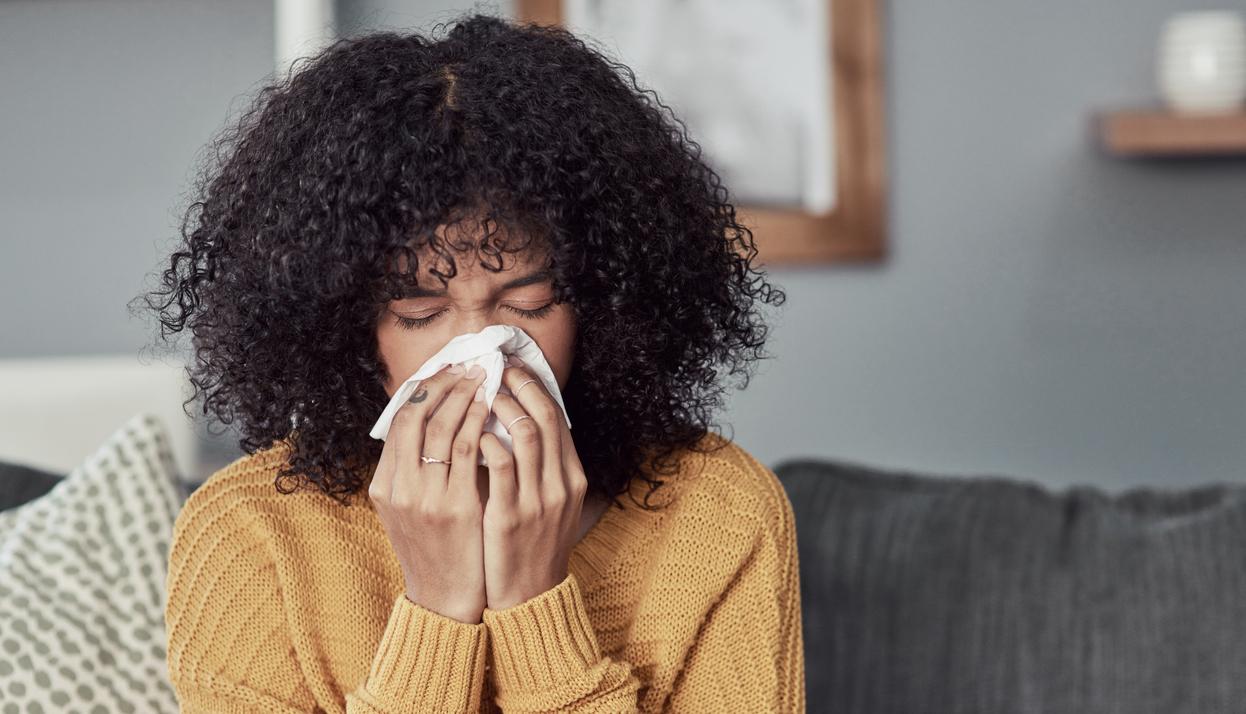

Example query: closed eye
[391,302,556,330]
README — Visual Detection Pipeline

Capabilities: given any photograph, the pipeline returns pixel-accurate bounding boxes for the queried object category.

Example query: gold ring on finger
[419,454,452,465]
[514,378,539,396]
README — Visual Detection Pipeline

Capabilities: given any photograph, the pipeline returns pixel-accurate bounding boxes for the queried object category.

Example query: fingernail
[507,355,521,367]
[474,385,484,402]
[467,364,483,378]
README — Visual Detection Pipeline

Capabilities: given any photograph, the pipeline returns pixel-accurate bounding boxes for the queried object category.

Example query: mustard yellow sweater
[164,432,805,712]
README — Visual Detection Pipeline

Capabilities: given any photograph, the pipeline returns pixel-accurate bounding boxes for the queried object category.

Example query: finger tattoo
[408,387,429,404]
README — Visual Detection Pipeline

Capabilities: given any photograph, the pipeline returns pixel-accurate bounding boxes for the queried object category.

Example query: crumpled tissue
[368,324,571,465]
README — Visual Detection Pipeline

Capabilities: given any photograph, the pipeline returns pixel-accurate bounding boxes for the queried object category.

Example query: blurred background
[2,0,1244,490]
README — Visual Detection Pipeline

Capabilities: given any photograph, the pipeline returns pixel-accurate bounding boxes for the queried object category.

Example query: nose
[451,310,503,337]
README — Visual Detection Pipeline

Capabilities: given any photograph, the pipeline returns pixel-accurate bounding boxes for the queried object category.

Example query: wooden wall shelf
[1096,107,1246,157]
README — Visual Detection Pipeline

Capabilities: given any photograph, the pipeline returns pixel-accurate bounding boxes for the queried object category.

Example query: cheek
[532,308,577,391]
[375,321,437,398]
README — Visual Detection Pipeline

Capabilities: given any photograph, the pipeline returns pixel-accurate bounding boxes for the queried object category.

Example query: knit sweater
[164,431,805,712]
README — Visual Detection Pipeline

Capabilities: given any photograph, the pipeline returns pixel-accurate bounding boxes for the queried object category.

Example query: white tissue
[368,324,571,465]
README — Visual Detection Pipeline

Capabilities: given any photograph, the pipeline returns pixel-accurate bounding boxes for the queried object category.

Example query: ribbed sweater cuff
[481,572,602,694]
[361,593,488,712]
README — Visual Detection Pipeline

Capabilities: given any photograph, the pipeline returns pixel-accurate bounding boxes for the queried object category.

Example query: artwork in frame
[515,0,888,265]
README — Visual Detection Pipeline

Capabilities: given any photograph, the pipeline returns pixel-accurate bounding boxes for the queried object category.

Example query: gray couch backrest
[774,458,1246,714]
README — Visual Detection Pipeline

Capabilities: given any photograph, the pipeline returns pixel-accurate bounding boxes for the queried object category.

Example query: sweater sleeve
[480,485,806,713]
[481,571,642,712]
[345,594,489,713]
[165,478,489,713]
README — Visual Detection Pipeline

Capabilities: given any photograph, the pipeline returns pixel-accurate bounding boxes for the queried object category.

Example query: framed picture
[515,0,888,264]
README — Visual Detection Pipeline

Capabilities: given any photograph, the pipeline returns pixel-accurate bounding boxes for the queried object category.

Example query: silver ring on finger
[504,414,532,431]
[514,378,539,396]
[510,376,540,398]
[419,454,452,465]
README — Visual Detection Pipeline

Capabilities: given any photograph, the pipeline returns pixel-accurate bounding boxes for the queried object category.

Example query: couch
[4,419,1244,713]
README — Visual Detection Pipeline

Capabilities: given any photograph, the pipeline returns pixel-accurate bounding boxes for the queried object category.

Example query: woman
[144,12,802,713]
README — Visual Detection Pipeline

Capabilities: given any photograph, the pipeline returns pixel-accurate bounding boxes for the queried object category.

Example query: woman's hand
[479,356,588,610]
[368,363,490,624]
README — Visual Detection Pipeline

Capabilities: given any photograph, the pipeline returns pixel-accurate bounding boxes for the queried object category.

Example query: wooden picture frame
[514,0,888,265]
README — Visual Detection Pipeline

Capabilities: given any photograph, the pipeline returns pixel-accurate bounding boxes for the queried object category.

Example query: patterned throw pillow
[0,412,188,713]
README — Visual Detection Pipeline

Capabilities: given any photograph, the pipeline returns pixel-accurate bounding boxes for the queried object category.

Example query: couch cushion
[0,460,62,511]
[0,413,188,712]
[775,458,1246,714]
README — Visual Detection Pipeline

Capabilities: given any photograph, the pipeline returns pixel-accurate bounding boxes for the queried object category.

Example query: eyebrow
[397,269,552,298]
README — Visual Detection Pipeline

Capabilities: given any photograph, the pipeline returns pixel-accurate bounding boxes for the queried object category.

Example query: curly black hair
[134,11,786,510]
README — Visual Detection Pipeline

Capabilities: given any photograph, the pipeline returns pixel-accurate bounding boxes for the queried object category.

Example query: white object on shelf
[1158,10,1246,114]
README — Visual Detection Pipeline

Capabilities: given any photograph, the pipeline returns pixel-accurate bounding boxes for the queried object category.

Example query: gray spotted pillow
[0,413,188,713]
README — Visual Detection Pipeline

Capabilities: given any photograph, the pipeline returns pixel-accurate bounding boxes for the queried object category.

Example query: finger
[556,412,583,492]
[419,367,486,491]
[377,363,460,501]
[488,390,541,504]
[479,432,517,507]
[368,428,398,504]
[557,416,589,513]
[446,380,489,500]
[501,363,563,497]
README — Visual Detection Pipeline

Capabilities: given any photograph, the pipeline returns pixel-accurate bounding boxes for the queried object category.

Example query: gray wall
[0,0,274,358]
[3,0,1244,490]
[732,1,1246,491]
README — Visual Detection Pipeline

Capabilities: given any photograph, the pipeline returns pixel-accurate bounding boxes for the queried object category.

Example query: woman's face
[375,231,577,399]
